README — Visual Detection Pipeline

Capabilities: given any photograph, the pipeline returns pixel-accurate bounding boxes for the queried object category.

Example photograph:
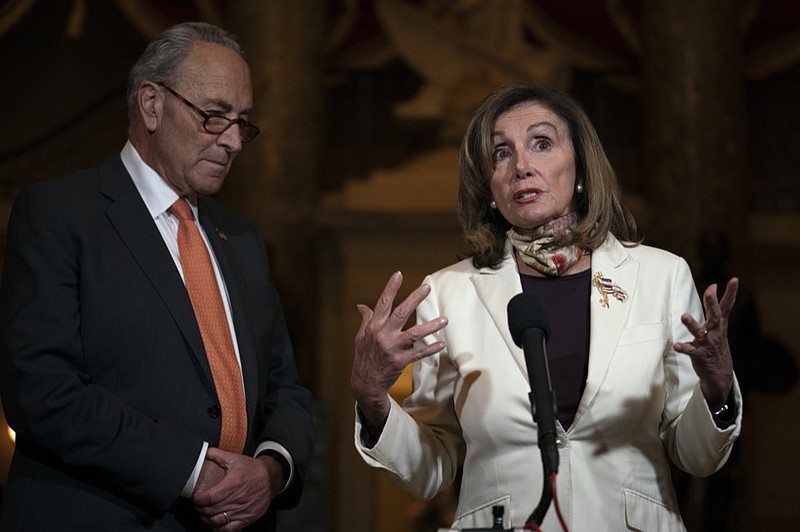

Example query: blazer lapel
[575,234,638,425]
[470,250,529,380]
[198,204,259,422]
[100,157,216,396]
[470,236,639,429]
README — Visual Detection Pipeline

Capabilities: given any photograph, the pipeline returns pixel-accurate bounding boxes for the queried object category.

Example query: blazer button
[207,404,221,418]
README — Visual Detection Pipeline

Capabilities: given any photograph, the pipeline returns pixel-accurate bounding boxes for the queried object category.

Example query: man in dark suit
[0,21,314,531]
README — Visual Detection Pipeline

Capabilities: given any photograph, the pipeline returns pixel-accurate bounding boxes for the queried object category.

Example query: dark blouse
[520,269,591,429]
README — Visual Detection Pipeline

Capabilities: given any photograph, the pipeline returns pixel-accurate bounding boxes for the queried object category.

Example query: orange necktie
[170,198,247,453]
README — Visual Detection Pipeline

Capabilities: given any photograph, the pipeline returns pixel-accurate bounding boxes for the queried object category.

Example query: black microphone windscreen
[507,292,551,347]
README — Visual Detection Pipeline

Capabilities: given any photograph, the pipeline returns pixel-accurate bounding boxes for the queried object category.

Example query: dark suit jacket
[0,155,315,531]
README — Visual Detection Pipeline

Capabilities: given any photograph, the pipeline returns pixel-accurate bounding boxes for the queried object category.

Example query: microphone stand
[522,329,560,528]
[527,392,558,526]
[449,295,562,532]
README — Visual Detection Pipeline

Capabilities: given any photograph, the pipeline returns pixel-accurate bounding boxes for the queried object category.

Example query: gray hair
[126,21,244,120]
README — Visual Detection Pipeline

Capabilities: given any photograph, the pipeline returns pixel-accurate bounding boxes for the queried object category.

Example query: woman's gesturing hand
[351,271,448,438]
[674,277,739,408]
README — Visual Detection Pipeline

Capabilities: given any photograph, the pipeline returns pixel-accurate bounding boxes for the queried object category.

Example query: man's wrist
[260,449,290,487]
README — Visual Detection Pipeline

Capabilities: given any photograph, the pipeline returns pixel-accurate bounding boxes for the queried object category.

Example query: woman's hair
[458,83,641,269]
[126,22,244,120]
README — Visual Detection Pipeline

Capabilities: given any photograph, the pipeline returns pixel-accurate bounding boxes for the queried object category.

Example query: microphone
[507,292,559,525]
[441,294,561,531]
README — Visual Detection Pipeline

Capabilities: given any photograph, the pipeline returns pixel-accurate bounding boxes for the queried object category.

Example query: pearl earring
[490,200,497,209]
[575,182,584,193]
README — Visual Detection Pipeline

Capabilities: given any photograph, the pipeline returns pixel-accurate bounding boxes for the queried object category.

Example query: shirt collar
[120,140,186,219]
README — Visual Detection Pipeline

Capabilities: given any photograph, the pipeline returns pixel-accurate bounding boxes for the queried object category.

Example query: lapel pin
[217,229,228,241]
[594,272,628,308]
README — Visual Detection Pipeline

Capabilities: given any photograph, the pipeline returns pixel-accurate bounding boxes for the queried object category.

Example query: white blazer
[356,234,742,531]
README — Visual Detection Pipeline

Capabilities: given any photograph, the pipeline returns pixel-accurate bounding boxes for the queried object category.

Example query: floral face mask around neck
[506,213,584,277]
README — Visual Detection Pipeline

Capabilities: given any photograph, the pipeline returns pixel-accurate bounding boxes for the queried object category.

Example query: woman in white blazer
[351,84,741,531]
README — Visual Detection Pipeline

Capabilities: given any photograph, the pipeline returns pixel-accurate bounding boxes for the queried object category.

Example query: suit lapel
[470,236,638,429]
[470,251,529,380]
[576,235,638,424]
[100,157,216,396]
[198,203,259,422]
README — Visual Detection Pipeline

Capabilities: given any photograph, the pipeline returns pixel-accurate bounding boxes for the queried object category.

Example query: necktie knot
[169,198,193,221]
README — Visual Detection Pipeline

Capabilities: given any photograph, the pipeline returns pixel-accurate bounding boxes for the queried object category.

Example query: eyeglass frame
[156,82,260,143]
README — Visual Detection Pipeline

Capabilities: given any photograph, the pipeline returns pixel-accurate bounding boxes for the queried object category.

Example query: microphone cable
[524,472,570,532]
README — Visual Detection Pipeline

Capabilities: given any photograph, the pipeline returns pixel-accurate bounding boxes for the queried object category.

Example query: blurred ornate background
[1,1,798,530]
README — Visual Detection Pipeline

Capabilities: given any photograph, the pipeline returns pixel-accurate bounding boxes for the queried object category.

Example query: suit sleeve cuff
[256,441,294,494]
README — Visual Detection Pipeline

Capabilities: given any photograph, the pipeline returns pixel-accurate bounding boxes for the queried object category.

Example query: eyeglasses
[157,82,260,143]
